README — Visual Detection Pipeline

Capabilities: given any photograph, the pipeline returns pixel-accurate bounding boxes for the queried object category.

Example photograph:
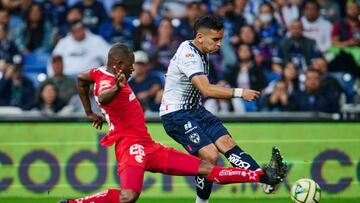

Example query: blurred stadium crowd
[0,0,359,115]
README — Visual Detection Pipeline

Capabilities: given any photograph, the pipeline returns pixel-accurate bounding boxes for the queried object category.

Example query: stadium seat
[21,52,50,88]
[23,52,51,73]
[243,100,258,112]
[328,72,356,103]
[124,16,139,27]
[23,72,47,88]
[266,71,281,83]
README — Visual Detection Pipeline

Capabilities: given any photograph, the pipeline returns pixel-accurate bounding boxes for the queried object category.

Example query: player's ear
[196,32,204,43]
[117,60,125,68]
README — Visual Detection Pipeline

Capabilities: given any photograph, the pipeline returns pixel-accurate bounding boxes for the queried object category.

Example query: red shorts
[114,138,201,192]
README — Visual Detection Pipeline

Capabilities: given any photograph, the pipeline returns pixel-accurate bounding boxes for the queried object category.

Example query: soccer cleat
[262,147,288,193]
[262,183,276,194]
[57,199,69,203]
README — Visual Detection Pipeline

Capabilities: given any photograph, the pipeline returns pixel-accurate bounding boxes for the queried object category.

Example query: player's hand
[242,89,261,102]
[114,70,126,89]
[87,112,105,130]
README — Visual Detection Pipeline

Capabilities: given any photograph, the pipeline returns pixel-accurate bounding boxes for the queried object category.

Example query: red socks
[207,166,263,184]
[68,189,120,203]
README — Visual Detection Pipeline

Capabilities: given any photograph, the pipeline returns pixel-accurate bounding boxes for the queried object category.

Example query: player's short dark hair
[193,15,224,35]
[108,43,132,63]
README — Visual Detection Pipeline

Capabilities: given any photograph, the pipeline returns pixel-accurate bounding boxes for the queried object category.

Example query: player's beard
[127,72,134,81]
[208,47,220,54]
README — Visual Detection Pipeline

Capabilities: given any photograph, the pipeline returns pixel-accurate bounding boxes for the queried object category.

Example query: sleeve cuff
[189,72,205,81]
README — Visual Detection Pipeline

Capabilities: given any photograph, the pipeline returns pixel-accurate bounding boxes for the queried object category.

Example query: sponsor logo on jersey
[185,53,194,58]
[129,144,145,163]
[98,80,112,91]
[184,121,192,130]
[185,126,197,134]
[228,154,251,169]
[184,121,198,134]
[129,91,136,101]
[189,132,200,144]
[184,61,196,66]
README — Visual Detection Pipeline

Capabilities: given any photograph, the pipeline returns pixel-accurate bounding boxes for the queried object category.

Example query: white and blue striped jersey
[160,40,209,116]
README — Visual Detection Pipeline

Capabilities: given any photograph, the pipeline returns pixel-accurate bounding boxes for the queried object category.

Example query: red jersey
[90,66,153,146]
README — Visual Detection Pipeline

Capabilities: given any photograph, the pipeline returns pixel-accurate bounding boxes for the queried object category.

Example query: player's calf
[120,189,140,203]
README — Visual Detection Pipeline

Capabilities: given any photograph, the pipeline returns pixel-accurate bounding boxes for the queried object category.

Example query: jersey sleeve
[90,68,115,95]
[97,79,114,93]
[178,48,205,80]
[89,68,98,81]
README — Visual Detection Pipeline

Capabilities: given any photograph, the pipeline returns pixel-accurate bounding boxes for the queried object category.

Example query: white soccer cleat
[263,183,276,194]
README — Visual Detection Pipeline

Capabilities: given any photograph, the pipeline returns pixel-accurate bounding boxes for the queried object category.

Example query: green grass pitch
[0,198,357,203]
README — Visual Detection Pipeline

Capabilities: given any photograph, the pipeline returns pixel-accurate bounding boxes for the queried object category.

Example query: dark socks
[224,146,260,171]
[196,176,213,200]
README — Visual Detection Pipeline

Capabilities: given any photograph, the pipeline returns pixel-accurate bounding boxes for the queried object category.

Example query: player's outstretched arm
[78,70,104,130]
[191,75,261,101]
[78,70,95,115]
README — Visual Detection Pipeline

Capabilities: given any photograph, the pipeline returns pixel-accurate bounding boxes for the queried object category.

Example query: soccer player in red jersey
[58,43,285,203]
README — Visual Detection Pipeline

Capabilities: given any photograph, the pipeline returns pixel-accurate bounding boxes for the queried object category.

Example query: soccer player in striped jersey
[160,15,287,203]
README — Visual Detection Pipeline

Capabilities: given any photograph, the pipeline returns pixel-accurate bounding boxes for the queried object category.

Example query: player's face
[199,29,224,54]
[119,53,135,80]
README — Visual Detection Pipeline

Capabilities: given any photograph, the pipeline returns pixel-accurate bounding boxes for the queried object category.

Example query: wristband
[232,88,243,98]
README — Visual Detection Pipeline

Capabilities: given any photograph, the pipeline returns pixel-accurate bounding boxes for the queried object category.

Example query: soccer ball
[291,178,321,203]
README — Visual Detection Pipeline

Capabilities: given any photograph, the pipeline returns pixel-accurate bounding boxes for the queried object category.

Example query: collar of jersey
[188,40,207,58]
[99,66,115,77]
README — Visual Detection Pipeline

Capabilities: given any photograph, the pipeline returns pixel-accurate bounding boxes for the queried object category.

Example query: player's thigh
[161,148,201,176]
[115,140,147,171]
[115,141,146,194]
[165,150,215,177]
[195,107,230,143]
[161,111,213,154]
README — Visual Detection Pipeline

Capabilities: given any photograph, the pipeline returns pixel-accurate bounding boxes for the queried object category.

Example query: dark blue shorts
[161,107,229,154]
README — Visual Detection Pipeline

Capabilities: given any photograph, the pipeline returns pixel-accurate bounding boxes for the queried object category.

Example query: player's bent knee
[204,153,218,164]
[120,189,140,203]
[198,145,219,164]
[215,135,237,153]
[198,160,214,177]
